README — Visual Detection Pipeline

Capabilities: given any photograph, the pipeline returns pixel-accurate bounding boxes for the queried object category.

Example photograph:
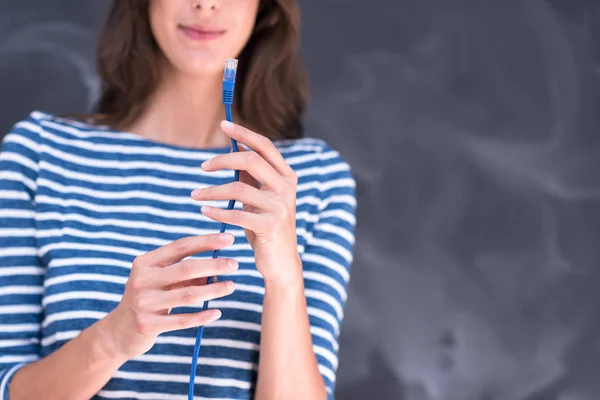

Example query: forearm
[9,314,127,400]
[255,258,326,400]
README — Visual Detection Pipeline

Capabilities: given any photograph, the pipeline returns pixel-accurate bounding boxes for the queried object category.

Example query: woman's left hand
[191,120,302,285]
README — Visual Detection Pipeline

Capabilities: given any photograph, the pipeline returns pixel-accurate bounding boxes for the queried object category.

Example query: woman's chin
[175,54,231,78]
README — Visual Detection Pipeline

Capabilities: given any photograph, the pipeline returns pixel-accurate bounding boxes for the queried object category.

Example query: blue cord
[188,58,239,400]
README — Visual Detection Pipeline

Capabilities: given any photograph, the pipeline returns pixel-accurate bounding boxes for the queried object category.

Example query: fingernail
[228,259,239,270]
[191,189,201,198]
[209,310,222,321]
[220,233,234,241]
[226,281,235,291]
[201,159,210,169]
[221,120,234,130]
[201,206,211,214]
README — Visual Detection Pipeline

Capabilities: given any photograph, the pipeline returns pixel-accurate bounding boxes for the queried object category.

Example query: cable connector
[222,58,238,105]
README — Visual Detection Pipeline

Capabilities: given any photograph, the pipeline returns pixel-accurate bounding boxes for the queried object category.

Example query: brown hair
[87,0,308,140]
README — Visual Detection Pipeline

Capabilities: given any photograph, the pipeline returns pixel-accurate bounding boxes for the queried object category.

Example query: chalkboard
[3,1,600,399]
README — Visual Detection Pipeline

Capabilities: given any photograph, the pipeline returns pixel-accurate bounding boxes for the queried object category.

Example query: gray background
[2,1,600,399]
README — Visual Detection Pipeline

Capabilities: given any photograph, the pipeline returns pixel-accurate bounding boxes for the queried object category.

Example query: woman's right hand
[104,233,238,361]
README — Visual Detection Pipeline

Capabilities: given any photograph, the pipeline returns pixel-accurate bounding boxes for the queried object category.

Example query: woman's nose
[192,0,218,11]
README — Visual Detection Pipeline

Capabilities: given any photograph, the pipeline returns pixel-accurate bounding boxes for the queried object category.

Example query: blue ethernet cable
[188,58,240,399]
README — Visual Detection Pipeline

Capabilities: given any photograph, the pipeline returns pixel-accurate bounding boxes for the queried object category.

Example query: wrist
[84,311,129,368]
[263,269,304,293]
[257,247,304,289]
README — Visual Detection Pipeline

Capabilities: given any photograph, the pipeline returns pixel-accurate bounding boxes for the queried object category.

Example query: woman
[0,0,357,399]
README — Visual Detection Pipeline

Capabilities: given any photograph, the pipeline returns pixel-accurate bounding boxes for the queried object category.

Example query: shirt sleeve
[0,113,44,399]
[300,143,358,398]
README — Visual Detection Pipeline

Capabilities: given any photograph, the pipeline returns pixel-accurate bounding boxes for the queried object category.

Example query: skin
[9,0,326,399]
[123,0,259,149]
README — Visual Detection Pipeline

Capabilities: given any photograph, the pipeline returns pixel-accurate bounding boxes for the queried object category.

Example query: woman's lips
[179,25,226,41]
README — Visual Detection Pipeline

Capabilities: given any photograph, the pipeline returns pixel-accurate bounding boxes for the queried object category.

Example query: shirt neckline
[102,125,235,154]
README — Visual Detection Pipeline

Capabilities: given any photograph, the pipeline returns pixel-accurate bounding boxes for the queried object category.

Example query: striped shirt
[0,111,357,399]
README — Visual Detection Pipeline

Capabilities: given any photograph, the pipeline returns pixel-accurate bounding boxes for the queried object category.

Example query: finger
[150,280,235,311]
[138,233,235,268]
[152,257,239,289]
[191,182,277,210]
[156,309,223,333]
[168,277,208,291]
[201,206,263,231]
[202,151,285,191]
[233,147,261,190]
[220,121,295,178]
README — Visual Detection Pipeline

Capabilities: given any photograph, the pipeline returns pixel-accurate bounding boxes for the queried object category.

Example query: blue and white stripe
[0,111,356,399]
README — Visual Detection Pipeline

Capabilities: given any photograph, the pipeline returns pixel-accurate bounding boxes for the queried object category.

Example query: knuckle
[232,181,245,195]
[230,210,243,224]
[203,235,221,250]
[246,151,257,161]
[177,315,190,330]
[181,287,197,303]
[179,259,195,279]
[134,314,152,335]
[246,152,258,165]
[197,313,210,325]
[220,258,234,271]
[132,294,147,311]
[173,237,190,254]
[259,136,272,149]
[132,256,144,271]
[127,276,144,292]
[273,201,288,218]
[212,234,225,246]
[219,281,234,295]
